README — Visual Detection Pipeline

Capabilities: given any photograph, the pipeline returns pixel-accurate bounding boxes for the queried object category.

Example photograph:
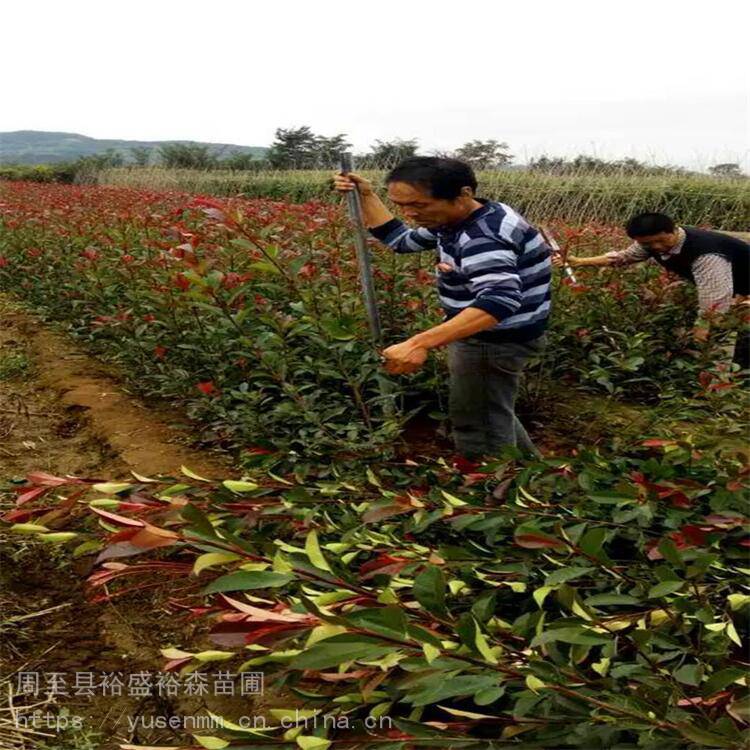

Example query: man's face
[387,181,469,229]
[634,230,680,254]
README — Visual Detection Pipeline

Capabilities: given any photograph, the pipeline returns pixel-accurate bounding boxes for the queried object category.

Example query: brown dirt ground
[0,296,257,750]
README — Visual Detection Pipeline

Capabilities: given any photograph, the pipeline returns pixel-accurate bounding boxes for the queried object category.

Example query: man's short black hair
[386,157,477,200]
[625,212,676,238]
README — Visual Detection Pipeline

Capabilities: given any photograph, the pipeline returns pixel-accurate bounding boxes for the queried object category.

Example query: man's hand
[382,339,429,375]
[332,171,393,227]
[551,253,567,269]
[332,171,374,197]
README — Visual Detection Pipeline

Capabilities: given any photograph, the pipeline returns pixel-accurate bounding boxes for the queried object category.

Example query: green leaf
[657,537,684,567]
[579,527,609,561]
[726,620,742,647]
[422,643,440,664]
[181,503,219,539]
[588,492,637,505]
[727,695,750,723]
[727,594,750,611]
[703,667,746,695]
[532,627,611,647]
[193,736,229,749]
[38,532,78,543]
[72,540,102,558]
[474,686,505,706]
[648,580,685,598]
[533,586,553,608]
[10,523,50,534]
[474,620,498,664]
[545,566,594,586]
[412,565,447,618]
[193,650,235,663]
[343,607,408,641]
[676,724,735,748]
[203,571,293,594]
[404,675,500,707]
[92,482,133,494]
[222,480,259,493]
[305,530,332,572]
[297,737,331,750]
[193,552,241,575]
[525,675,547,693]
[291,634,393,670]
[673,664,703,686]
[181,465,211,482]
[584,593,642,606]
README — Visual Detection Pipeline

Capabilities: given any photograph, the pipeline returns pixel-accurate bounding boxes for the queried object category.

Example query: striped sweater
[370,199,552,343]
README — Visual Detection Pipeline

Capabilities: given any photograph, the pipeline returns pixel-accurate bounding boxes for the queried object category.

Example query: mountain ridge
[0,130,267,164]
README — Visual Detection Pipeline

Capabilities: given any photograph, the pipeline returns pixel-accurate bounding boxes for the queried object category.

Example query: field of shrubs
[0,179,748,749]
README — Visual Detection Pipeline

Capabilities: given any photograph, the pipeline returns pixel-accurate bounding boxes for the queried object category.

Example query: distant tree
[222,150,261,170]
[72,149,124,183]
[129,147,151,166]
[75,149,123,171]
[313,133,352,168]
[528,154,687,177]
[454,139,513,170]
[369,139,419,169]
[527,155,567,174]
[709,162,744,178]
[268,126,319,169]
[158,143,217,169]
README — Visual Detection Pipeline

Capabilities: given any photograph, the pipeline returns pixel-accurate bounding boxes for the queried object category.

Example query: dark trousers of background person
[733,325,750,382]
[447,335,545,460]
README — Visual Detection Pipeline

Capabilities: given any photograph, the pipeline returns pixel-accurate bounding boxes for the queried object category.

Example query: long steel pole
[339,153,383,342]
[338,152,394,417]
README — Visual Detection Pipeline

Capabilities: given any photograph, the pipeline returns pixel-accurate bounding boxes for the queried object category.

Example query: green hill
[0,130,267,165]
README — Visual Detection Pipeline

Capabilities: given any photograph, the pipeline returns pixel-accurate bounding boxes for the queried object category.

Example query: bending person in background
[554,212,750,374]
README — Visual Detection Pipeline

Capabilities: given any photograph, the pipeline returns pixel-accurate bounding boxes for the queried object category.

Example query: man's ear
[460,186,475,198]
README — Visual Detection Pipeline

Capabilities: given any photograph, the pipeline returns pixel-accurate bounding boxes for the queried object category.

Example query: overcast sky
[3,0,748,170]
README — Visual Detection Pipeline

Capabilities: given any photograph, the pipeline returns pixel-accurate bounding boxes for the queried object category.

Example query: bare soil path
[0,296,245,749]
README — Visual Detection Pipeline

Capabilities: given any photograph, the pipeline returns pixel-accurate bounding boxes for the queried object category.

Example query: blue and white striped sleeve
[369,218,438,254]
[460,235,523,321]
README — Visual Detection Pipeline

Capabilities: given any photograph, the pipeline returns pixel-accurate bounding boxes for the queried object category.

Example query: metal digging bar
[339,152,383,340]
[339,152,395,417]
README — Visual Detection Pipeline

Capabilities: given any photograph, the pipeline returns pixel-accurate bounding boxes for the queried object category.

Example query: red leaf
[661,490,692,509]
[359,553,410,578]
[679,525,709,546]
[703,514,746,529]
[641,439,676,448]
[25,471,80,486]
[16,486,50,506]
[91,507,145,527]
[210,620,308,647]
[129,524,180,548]
[1,507,53,522]
[218,595,311,623]
[362,503,415,524]
[163,657,193,672]
[515,532,565,549]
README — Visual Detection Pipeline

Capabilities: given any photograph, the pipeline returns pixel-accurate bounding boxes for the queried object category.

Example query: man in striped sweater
[334,157,551,460]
